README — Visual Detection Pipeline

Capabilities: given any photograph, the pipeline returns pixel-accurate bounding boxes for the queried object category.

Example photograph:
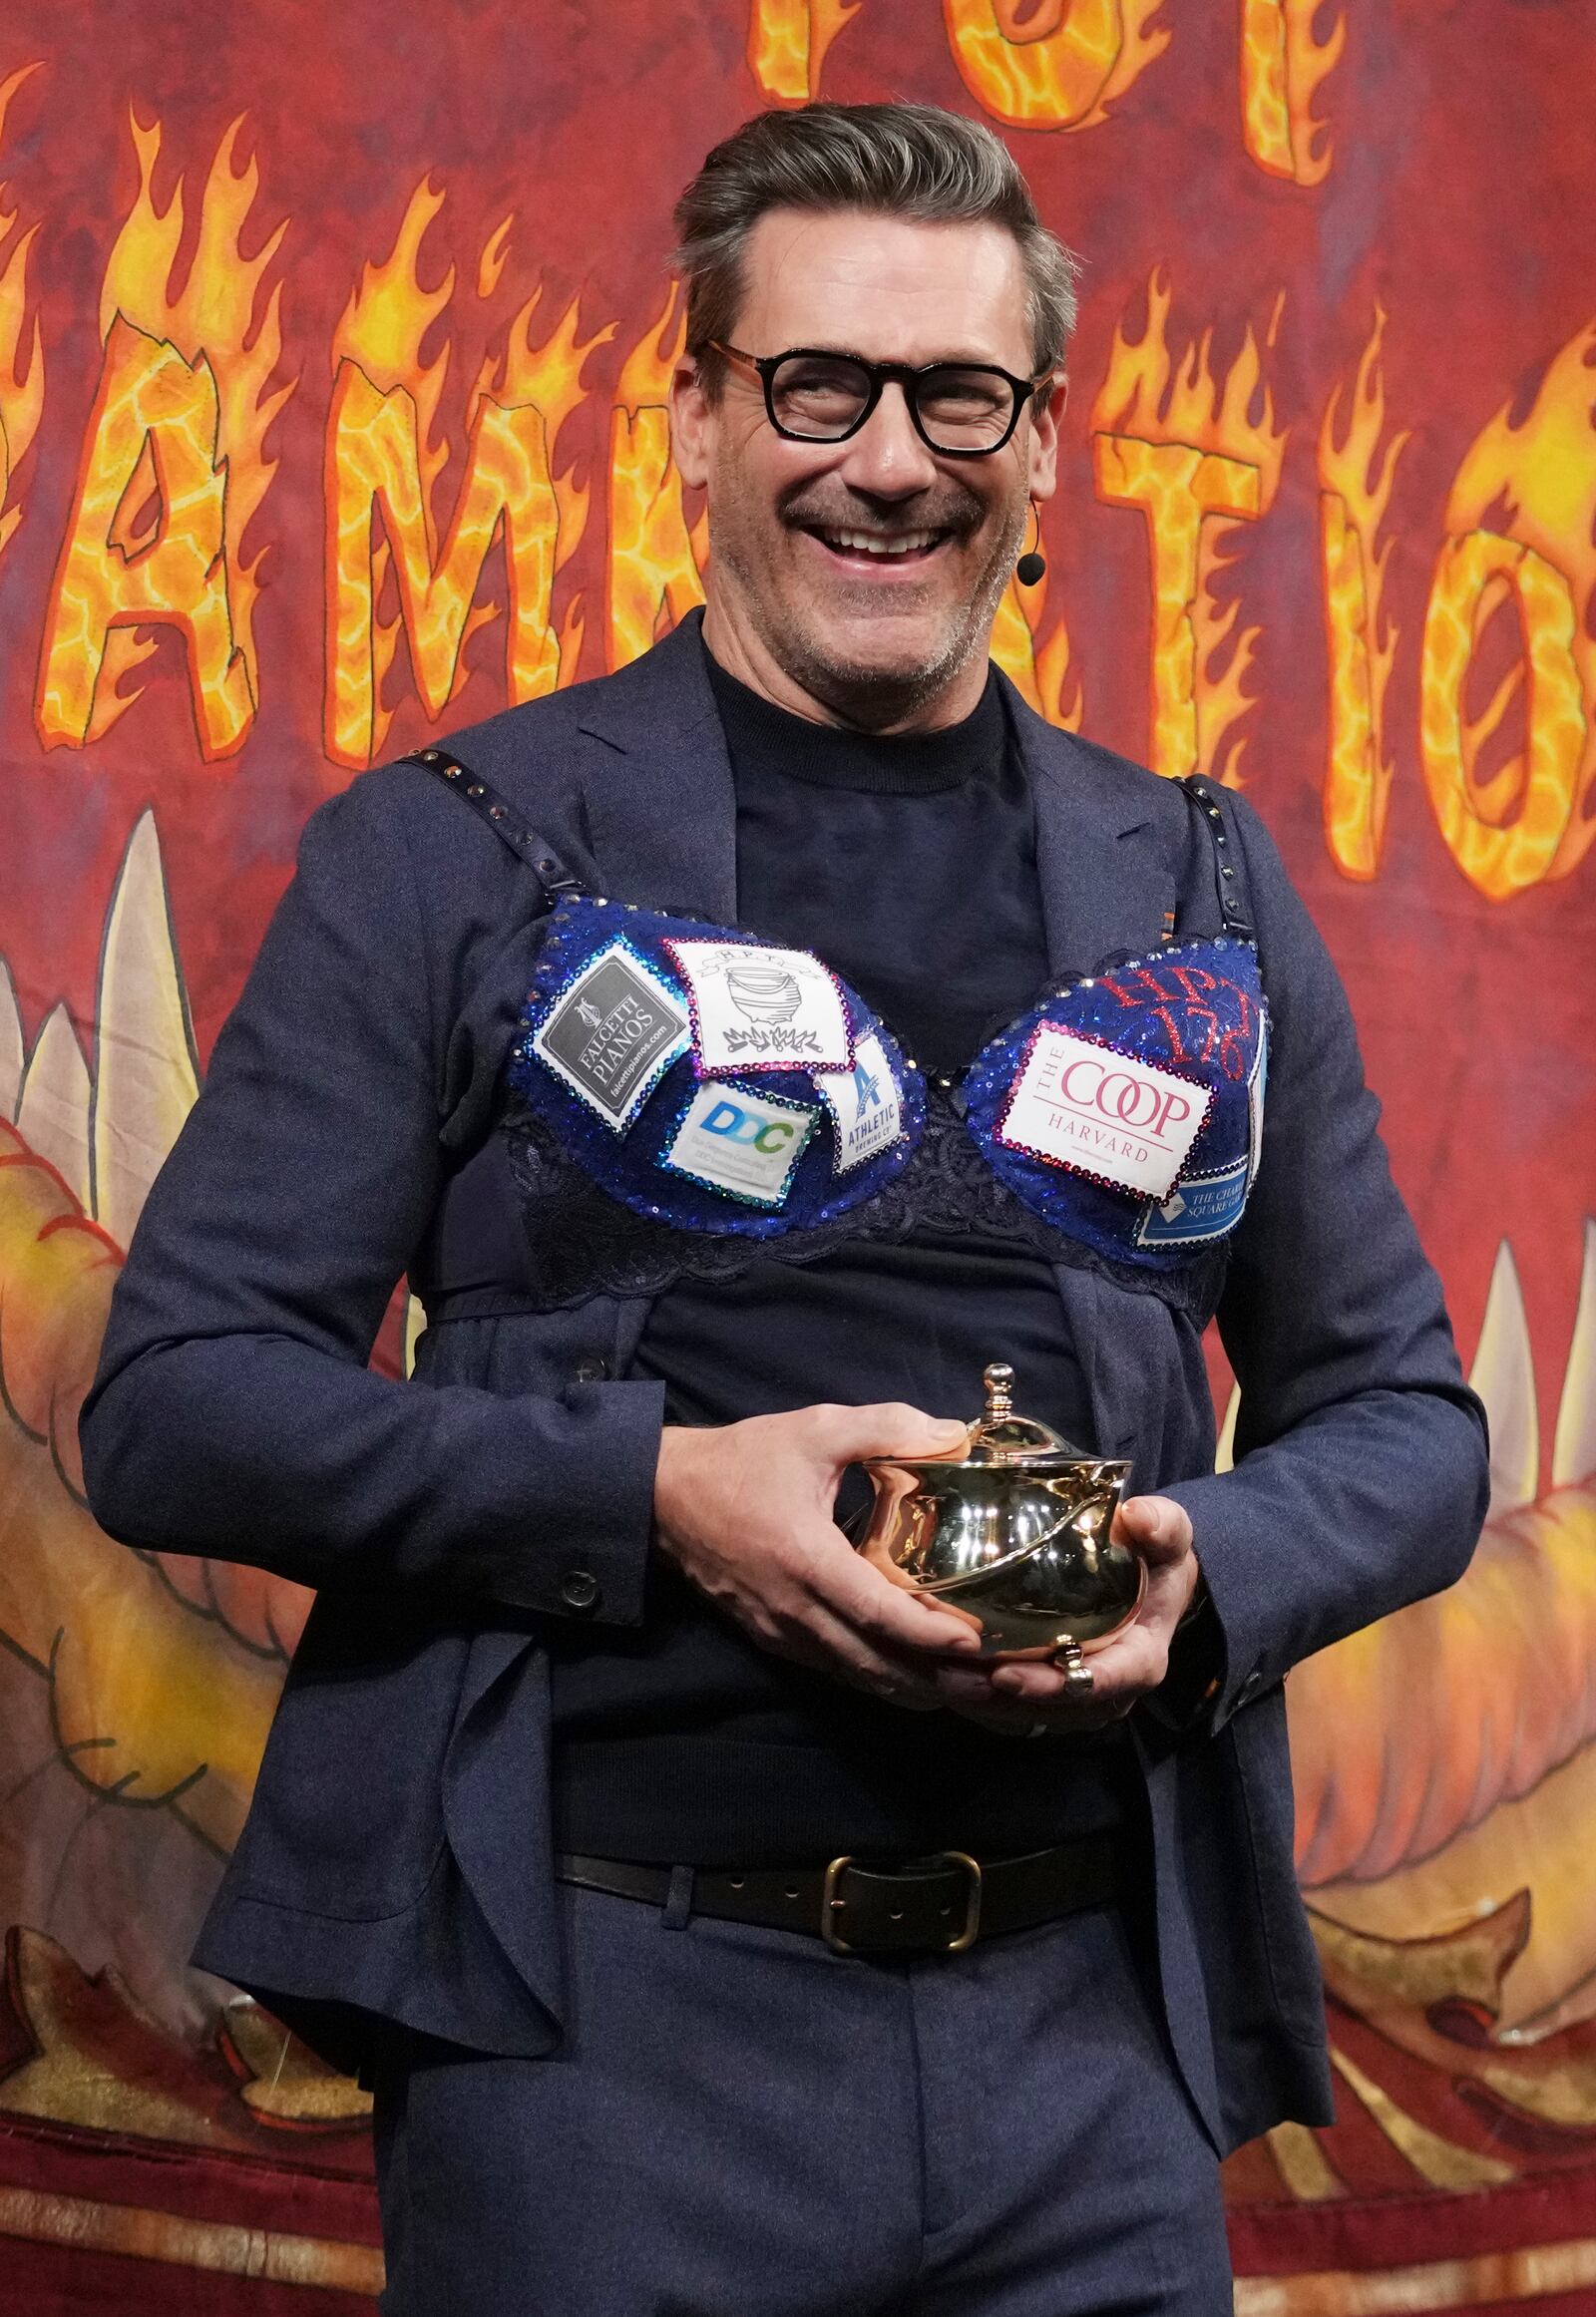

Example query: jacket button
[560,1569,601,1613]
[573,1356,609,1382]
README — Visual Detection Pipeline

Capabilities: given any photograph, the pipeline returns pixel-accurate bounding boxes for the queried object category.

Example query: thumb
[816,1401,972,1466]
[1112,1493,1193,1566]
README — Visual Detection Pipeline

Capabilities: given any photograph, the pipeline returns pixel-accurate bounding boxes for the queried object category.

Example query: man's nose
[835,381,942,497]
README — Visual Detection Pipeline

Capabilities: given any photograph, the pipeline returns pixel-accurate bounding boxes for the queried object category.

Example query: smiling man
[79,103,1487,2317]
[673,204,1049,727]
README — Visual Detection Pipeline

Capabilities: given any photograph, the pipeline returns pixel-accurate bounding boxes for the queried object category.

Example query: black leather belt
[555,1833,1120,1955]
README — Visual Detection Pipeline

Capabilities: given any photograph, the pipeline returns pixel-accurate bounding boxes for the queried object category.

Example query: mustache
[779,488,987,539]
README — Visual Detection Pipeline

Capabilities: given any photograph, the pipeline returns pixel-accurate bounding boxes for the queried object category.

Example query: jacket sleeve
[1157,791,1489,1734]
[76,766,662,1626]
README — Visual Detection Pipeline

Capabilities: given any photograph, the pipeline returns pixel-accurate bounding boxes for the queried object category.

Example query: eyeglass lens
[768,353,1016,451]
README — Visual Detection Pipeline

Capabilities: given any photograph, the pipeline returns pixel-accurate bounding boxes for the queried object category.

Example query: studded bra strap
[402,742,1253,947]
[399,744,585,909]
[1178,775,1255,945]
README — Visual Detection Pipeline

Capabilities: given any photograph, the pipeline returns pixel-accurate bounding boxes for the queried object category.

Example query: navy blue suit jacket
[77,611,1488,2155]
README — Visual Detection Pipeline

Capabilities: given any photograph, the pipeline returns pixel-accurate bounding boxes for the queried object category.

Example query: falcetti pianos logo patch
[997,1026,1213,1202]
[531,940,691,1130]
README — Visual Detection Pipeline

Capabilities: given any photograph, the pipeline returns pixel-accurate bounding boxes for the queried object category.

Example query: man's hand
[931,1494,1202,1735]
[652,1404,987,1705]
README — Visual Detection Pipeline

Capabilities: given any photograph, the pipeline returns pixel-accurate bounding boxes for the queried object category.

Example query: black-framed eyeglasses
[706,340,1053,458]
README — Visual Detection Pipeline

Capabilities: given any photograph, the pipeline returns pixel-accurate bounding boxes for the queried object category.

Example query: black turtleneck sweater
[546,643,1136,1863]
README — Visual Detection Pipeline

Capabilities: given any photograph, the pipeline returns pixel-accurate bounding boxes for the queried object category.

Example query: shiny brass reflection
[854,1363,1141,1666]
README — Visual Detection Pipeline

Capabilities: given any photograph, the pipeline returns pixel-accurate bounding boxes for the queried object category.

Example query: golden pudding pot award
[852,1364,1140,1681]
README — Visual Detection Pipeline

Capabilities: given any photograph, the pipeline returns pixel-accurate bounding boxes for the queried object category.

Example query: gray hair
[671,102,1082,399]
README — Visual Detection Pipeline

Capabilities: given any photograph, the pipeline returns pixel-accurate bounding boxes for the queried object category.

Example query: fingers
[808,1523,985,1657]
[796,1602,949,1708]
[1012,1628,1163,1698]
[931,1660,1130,1735]
[803,1399,971,1468]
[940,1618,1168,1721]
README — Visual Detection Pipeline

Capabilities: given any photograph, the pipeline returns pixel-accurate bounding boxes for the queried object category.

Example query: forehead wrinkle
[737,210,1032,373]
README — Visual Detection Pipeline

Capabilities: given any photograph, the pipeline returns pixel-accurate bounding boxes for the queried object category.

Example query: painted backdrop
[0,4,1593,2311]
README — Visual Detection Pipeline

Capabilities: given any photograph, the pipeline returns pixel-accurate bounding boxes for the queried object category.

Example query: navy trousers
[369,1875,1233,2315]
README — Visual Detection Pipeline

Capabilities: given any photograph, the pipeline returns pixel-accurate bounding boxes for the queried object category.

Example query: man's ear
[669,355,713,490]
[1027,373,1068,505]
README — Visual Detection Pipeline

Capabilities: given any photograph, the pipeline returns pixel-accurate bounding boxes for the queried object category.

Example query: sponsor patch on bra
[814,1031,903,1173]
[531,940,691,1130]
[1135,1157,1250,1247]
[996,1026,1213,1202]
[662,1082,819,1207]
[663,939,854,1075]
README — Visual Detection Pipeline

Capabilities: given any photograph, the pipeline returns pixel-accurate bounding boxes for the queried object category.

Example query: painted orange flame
[36,112,291,760]
[1318,309,1409,879]
[1239,0,1345,186]
[477,211,514,302]
[1091,269,1287,783]
[944,0,1170,131]
[0,63,44,565]
[607,282,706,671]
[1418,321,1596,901]
[991,567,1081,730]
[325,183,609,768]
[747,0,862,102]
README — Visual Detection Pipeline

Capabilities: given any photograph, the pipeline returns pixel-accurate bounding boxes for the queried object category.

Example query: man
[79,103,1487,2315]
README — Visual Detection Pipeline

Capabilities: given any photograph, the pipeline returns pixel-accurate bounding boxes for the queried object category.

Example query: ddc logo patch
[664,1082,818,1207]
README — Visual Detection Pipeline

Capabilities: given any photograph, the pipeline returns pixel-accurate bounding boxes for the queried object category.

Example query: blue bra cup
[509,897,1265,1272]
[506,895,924,1239]
[962,938,1268,1273]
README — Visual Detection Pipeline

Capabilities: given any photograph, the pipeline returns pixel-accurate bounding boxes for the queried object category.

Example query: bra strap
[1177,775,1255,945]
[399,745,586,908]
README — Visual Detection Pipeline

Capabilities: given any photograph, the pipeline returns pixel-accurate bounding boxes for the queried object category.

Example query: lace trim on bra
[499,1086,1229,1322]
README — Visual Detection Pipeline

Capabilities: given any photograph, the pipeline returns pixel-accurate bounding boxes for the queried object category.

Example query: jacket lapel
[998,678,1176,976]
[574,607,738,923]
[572,617,1175,969]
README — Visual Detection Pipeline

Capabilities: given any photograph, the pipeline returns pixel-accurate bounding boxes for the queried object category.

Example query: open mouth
[800,524,952,569]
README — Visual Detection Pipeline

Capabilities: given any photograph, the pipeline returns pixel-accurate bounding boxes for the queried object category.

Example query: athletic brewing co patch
[997,1025,1213,1202]
[814,1031,902,1173]
[532,941,690,1130]
[662,939,854,1075]
[663,1083,818,1206]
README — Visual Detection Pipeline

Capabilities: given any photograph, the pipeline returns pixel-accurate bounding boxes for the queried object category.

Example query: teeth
[819,528,937,558]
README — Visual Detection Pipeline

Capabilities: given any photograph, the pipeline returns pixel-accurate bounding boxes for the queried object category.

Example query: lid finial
[965,1360,1083,1461]
[984,1362,1015,1423]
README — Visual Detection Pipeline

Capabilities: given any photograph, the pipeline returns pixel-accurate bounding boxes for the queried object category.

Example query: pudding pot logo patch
[664,939,853,1074]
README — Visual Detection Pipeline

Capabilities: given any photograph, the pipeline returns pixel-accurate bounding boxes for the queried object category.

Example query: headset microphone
[1016,498,1045,586]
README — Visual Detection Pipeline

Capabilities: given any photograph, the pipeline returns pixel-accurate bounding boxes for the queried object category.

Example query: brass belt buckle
[821,1850,984,1955]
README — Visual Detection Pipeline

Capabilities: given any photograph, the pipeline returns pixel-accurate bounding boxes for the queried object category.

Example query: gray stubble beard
[709,488,1030,733]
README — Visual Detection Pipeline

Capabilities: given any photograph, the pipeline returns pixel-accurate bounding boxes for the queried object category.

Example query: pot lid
[961,1363,1089,1463]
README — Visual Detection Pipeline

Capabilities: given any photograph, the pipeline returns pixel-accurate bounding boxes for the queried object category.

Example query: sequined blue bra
[408,747,1267,1319]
